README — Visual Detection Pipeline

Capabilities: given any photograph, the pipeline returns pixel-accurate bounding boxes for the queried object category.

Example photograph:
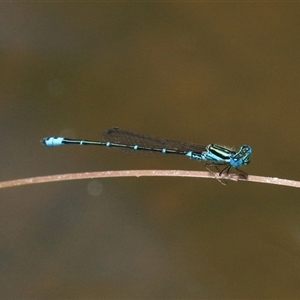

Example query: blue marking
[186,151,204,160]
[43,137,64,147]
[230,157,243,167]
[106,142,110,147]
[162,148,166,153]
[134,145,138,150]
[201,151,229,163]
[186,151,193,157]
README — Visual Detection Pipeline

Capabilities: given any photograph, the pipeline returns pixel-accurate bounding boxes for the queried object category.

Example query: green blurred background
[1,3,300,299]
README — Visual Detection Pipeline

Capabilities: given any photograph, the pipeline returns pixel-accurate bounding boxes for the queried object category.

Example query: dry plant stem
[0,170,299,189]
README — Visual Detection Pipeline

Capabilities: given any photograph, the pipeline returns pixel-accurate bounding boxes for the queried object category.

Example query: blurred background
[1,3,300,299]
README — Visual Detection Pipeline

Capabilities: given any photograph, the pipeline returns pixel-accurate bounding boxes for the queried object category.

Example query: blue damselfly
[42,127,252,184]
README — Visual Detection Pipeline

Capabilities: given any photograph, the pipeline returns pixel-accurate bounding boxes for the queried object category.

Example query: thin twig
[0,170,299,189]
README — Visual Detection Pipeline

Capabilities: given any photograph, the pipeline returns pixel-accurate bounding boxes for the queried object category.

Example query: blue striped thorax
[186,144,252,167]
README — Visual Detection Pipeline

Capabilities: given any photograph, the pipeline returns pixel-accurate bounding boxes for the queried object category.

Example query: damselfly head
[238,145,252,165]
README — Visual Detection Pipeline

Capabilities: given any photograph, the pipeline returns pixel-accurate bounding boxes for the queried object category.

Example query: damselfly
[42,127,252,184]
